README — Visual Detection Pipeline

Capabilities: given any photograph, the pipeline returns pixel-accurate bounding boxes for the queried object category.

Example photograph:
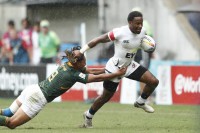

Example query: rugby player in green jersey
[0,46,127,129]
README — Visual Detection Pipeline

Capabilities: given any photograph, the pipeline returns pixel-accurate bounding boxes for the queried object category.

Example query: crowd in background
[0,18,60,65]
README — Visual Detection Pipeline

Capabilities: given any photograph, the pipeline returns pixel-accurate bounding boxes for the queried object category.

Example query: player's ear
[128,21,133,25]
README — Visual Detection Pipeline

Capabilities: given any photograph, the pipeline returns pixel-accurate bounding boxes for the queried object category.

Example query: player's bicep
[86,68,105,75]
[87,33,110,48]
[98,33,111,43]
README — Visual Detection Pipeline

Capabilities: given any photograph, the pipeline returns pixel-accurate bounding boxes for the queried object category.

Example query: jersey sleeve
[74,71,89,84]
[107,28,121,41]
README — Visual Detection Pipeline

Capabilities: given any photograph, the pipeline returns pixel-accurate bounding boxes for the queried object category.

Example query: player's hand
[116,67,127,76]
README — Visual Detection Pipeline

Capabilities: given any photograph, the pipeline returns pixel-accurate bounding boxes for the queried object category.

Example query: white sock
[86,110,94,118]
[136,96,147,104]
[9,100,19,114]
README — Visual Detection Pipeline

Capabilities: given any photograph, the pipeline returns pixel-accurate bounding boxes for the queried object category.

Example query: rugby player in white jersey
[77,11,159,128]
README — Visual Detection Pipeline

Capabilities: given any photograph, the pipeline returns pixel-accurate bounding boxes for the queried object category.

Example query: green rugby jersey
[39,62,88,102]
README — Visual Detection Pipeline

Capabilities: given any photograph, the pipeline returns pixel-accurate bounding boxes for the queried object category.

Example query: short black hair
[127,11,143,22]
[8,20,15,27]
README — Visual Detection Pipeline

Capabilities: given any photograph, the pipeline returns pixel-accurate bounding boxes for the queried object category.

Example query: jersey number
[125,53,135,58]
[48,70,58,82]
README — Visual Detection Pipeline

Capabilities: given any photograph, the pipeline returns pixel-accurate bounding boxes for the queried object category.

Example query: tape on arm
[80,45,90,54]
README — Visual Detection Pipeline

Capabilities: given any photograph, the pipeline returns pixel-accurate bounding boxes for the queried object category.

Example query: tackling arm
[85,68,105,75]
[86,67,127,83]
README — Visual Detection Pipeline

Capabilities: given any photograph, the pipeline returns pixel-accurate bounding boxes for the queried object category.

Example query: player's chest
[117,35,143,49]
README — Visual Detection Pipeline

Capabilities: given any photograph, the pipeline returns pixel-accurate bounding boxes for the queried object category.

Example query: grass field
[0,98,199,133]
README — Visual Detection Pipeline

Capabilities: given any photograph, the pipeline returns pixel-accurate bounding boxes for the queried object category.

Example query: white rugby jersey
[108,25,146,68]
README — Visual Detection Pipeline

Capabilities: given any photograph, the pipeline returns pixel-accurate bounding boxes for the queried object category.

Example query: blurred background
[0,0,200,105]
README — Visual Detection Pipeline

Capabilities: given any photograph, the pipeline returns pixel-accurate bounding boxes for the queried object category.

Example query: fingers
[118,66,127,74]
[119,66,128,71]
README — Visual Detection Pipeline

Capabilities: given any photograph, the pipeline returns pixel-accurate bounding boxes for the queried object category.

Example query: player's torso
[113,26,146,67]
[39,63,76,102]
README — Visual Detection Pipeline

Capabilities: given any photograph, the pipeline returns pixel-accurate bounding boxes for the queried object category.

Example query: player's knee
[151,78,159,88]
[8,123,17,129]
[7,120,18,129]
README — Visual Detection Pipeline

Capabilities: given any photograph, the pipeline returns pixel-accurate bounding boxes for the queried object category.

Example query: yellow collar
[67,62,73,67]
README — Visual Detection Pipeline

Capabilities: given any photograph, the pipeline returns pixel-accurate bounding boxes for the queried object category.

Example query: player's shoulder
[113,25,128,31]
[112,25,129,36]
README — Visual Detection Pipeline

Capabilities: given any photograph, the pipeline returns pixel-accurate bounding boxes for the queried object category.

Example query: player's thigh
[126,65,147,82]
[17,84,32,104]
[26,85,46,117]
[20,84,47,119]
[103,80,119,94]
[8,107,31,128]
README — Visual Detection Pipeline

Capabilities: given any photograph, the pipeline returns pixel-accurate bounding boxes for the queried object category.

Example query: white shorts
[17,84,47,118]
[105,58,140,82]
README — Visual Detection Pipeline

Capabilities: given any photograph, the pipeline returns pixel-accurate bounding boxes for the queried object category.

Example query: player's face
[73,50,86,69]
[76,56,86,69]
[129,17,143,34]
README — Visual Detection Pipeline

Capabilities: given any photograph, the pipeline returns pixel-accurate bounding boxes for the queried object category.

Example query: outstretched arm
[85,68,105,75]
[79,33,110,54]
[86,67,127,83]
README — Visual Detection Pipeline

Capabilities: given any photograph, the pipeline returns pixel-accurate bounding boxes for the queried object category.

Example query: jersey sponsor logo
[123,40,129,44]
[79,73,86,79]
[125,53,135,58]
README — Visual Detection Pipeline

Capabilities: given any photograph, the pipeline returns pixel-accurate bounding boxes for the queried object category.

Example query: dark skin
[75,17,159,114]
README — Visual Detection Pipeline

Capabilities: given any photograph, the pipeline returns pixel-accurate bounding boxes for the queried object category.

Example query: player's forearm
[80,34,110,54]
[86,68,105,75]
[95,73,119,82]
[87,73,119,83]
[80,38,100,54]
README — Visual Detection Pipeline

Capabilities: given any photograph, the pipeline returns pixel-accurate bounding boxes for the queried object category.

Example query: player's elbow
[7,122,17,129]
